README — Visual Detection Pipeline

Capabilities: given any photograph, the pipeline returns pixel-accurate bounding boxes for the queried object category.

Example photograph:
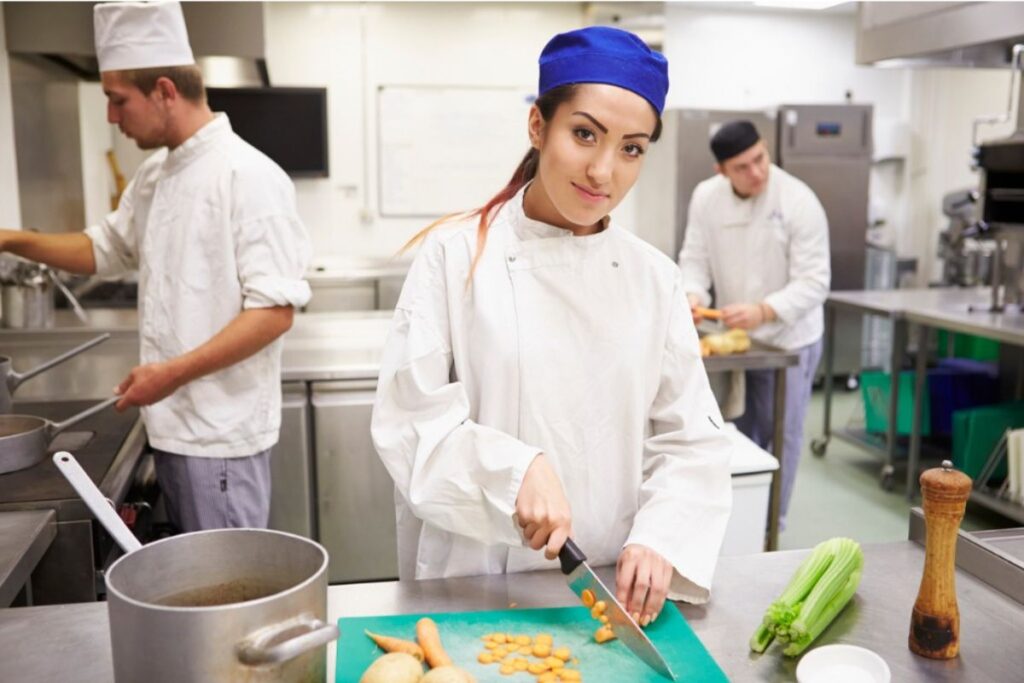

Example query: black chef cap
[710,120,761,163]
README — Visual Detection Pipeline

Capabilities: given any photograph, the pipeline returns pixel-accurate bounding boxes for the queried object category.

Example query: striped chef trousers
[152,448,273,532]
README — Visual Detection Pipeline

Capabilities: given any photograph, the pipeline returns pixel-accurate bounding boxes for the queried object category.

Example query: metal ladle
[0,333,111,413]
[53,451,141,552]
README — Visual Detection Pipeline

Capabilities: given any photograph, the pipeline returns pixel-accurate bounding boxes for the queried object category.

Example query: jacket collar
[162,113,232,175]
[505,182,613,245]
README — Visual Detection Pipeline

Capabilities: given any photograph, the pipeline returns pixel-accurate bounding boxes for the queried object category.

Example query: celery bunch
[750,537,863,657]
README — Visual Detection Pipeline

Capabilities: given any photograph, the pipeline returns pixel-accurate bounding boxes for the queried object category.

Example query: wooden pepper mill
[909,459,972,659]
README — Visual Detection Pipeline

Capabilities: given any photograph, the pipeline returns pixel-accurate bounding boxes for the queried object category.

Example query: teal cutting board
[336,605,727,682]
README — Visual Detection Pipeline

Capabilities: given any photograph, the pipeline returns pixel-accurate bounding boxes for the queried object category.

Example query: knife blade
[558,538,677,680]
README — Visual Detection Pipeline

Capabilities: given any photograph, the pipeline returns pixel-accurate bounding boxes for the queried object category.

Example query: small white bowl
[796,644,891,683]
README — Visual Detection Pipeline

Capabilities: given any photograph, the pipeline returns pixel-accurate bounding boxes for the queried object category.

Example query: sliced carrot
[580,588,596,608]
[363,629,424,661]
[415,617,453,669]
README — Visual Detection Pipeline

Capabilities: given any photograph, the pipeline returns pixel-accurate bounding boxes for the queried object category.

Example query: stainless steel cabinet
[312,380,399,583]
[269,382,315,538]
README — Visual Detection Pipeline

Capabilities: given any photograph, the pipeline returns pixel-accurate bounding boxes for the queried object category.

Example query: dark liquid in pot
[155,578,290,607]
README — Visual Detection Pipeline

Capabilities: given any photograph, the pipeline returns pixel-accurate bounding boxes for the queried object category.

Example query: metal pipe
[971,43,1024,149]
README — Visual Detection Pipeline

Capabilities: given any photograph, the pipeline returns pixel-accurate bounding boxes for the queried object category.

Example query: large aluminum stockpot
[104,528,338,683]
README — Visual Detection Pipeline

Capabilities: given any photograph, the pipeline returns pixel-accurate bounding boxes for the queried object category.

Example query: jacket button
[611,261,619,268]
[508,256,516,262]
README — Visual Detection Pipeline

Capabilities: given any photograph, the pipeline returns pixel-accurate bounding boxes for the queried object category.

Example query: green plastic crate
[861,370,931,436]
[937,329,1000,361]
[951,402,1024,481]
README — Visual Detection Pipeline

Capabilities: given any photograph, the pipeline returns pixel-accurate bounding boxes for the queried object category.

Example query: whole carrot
[696,306,723,320]
[364,629,424,661]
[416,617,453,668]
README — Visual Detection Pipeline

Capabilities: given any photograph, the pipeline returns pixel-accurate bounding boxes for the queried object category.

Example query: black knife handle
[558,537,587,575]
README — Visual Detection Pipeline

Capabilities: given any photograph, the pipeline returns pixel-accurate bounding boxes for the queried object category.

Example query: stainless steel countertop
[2,541,1020,681]
[0,510,55,607]
[0,310,394,396]
[828,285,1024,348]
[826,287,991,318]
[703,341,800,372]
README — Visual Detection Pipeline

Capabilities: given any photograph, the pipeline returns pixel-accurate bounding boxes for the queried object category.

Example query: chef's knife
[558,538,677,680]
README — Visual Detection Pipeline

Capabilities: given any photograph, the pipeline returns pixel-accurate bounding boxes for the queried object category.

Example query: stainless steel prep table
[815,288,991,495]
[0,401,145,603]
[2,539,1021,682]
[703,339,800,551]
[0,509,55,606]
[896,292,1024,521]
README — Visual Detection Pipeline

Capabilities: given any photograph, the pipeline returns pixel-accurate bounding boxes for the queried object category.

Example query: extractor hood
[3,1,269,86]
[857,2,1024,68]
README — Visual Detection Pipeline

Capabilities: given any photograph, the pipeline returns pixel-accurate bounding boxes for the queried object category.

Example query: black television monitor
[206,87,329,178]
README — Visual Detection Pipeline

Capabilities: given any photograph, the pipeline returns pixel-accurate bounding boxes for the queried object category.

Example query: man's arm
[0,229,97,275]
[678,189,714,309]
[114,306,294,410]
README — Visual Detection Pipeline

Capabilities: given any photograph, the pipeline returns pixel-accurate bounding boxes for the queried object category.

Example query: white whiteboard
[377,85,534,217]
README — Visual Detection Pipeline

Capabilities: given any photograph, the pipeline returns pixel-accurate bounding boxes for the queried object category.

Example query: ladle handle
[53,451,142,553]
[45,268,89,324]
[47,396,120,438]
[8,333,111,390]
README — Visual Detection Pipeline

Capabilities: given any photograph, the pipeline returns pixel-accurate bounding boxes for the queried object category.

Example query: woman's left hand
[615,544,674,627]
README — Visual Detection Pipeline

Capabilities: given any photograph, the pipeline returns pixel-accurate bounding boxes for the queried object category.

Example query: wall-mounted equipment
[206,87,329,178]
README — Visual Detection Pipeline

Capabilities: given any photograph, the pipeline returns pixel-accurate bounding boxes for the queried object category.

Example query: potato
[419,666,478,683]
[359,652,423,683]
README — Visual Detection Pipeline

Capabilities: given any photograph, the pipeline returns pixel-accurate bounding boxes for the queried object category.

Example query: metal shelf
[970,488,1024,526]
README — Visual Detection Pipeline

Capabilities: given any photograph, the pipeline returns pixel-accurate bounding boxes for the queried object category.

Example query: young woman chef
[372,26,732,626]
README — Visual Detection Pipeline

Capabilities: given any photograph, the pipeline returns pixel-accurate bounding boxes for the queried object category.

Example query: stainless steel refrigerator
[778,104,872,382]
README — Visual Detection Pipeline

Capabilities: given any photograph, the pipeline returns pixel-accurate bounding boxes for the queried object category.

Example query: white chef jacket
[678,164,830,351]
[372,186,732,604]
[85,114,312,457]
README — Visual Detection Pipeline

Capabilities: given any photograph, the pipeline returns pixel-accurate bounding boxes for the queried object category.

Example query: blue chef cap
[538,26,669,114]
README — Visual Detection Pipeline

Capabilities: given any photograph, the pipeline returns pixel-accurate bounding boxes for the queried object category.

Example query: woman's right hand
[515,454,572,560]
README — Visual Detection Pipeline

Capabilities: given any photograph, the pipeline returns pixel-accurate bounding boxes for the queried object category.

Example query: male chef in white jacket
[0,1,311,531]
[678,120,830,528]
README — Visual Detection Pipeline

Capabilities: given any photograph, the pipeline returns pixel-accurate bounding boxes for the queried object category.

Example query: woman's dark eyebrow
[572,111,651,141]
[572,111,608,134]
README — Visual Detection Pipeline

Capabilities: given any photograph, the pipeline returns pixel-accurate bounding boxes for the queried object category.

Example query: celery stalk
[783,567,862,656]
[749,537,863,656]
[771,540,836,620]
[749,619,776,653]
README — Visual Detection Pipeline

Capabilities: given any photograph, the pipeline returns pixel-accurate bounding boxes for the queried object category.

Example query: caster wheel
[811,438,828,457]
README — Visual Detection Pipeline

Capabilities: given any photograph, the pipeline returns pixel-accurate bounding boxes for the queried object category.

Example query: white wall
[265,2,584,263]
[905,67,1015,282]
[0,3,22,227]
[663,6,907,116]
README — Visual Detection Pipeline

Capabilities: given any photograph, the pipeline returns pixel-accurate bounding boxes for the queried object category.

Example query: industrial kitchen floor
[780,388,1016,551]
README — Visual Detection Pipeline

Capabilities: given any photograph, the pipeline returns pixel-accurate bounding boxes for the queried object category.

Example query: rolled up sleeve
[84,181,139,277]
[235,213,312,309]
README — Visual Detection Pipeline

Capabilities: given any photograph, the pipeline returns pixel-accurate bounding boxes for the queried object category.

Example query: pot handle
[236,613,339,666]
